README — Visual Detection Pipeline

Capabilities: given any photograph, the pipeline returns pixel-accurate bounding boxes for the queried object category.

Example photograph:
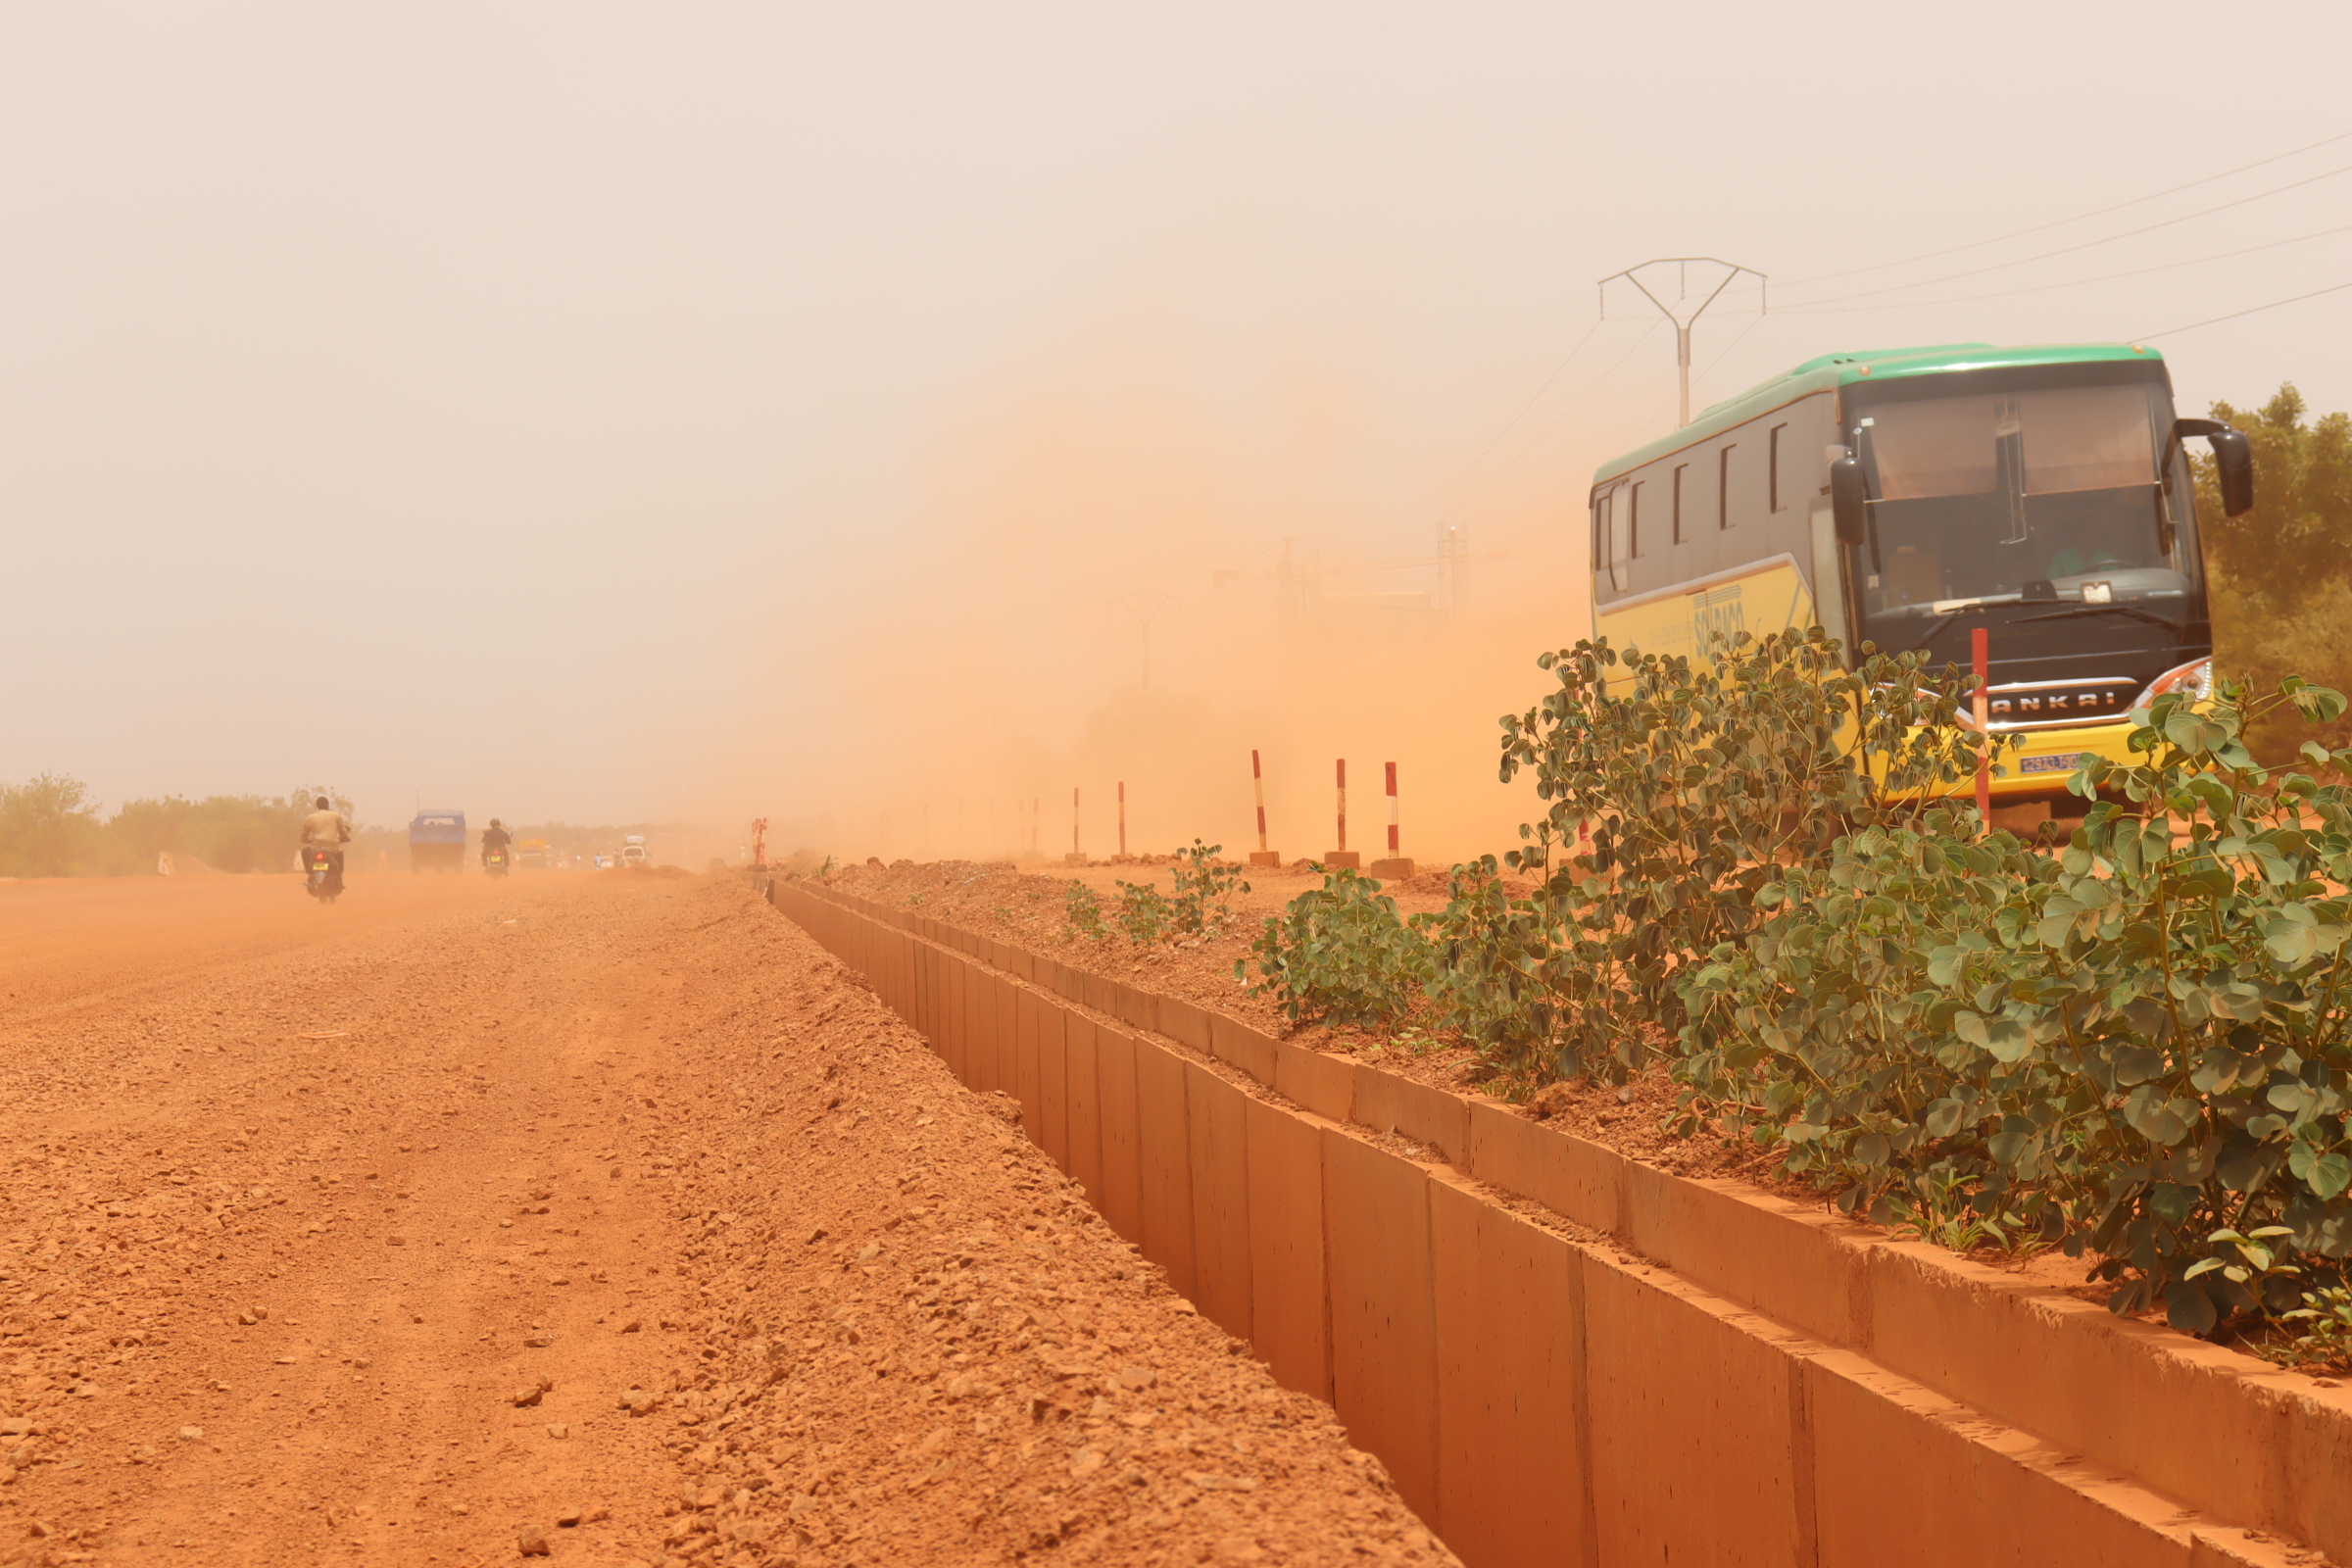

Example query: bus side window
[1596,486,1631,592]
[1672,464,1687,544]
[1719,445,1737,529]
[1770,423,1788,512]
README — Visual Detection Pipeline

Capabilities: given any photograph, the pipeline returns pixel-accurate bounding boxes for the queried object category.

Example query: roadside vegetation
[2199,383,2352,761]
[920,386,2352,1363]
[0,780,704,876]
[1221,626,2351,1361]
[0,776,353,876]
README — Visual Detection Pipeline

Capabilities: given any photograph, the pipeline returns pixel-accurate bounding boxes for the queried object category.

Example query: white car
[620,837,648,867]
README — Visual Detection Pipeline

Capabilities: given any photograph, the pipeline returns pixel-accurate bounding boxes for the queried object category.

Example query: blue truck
[408,809,467,873]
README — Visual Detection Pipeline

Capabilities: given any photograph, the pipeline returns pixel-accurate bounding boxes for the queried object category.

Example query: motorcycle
[303,846,344,904]
[483,845,511,878]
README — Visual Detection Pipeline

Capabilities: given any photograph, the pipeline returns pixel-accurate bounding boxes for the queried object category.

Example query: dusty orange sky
[2,3,2343,858]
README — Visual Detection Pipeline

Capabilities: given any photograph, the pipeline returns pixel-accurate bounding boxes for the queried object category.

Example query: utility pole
[1599,258,1767,427]
[1116,594,1175,690]
[1436,524,1466,615]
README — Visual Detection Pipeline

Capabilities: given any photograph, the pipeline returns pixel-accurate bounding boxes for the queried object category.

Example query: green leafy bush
[2275,1285,2352,1371]
[1063,881,1108,941]
[1674,676,2352,1333]
[1489,626,1990,1081]
[1112,880,1173,945]
[1168,839,1250,938]
[1412,857,1559,1077]
[1240,868,1428,1027]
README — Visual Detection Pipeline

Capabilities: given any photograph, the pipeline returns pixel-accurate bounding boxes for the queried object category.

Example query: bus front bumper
[1986,716,2144,799]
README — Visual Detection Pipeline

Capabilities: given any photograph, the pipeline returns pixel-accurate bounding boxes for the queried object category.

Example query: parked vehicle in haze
[408,809,467,873]
[516,837,548,869]
[620,835,648,867]
[1585,343,2253,808]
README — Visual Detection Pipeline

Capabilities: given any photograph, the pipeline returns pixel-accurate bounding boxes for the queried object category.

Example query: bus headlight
[2129,656,2212,722]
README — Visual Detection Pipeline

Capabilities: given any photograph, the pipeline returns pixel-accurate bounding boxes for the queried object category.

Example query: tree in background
[153,788,349,873]
[0,773,107,876]
[102,795,197,872]
[0,780,354,876]
[2195,384,2352,760]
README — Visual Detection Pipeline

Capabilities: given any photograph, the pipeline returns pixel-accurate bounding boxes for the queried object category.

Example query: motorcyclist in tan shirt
[300,797,351,887]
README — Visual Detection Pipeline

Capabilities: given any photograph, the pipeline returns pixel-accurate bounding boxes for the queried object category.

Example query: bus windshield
[1853,379,2197,622]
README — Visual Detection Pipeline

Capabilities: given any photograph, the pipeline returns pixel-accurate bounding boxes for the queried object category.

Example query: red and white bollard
[1386,763,1398,857]
[1249,750,1280,866]
[1325,759,1361,870]
[1370,763,1414,880]
[1973,626,1992,830]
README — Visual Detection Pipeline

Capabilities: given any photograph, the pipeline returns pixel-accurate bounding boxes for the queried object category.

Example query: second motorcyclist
[481,817,514,873]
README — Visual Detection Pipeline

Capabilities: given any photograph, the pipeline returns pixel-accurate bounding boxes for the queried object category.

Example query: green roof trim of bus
[1590,342,2169,487]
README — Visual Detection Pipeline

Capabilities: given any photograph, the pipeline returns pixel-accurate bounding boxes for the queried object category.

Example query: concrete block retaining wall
[768,877,2350,1567]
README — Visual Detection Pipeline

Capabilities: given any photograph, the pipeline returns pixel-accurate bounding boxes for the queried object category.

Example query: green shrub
[1239,867,1427,1027]
[2275,1285,2352,1371]
[1412,857,1560,1077]
[1675,675,2352,1334]
[1168,839,1250,938]
[1112,880,1173,945]
[1490,626,1990,1082]
[1063,881,1108,941]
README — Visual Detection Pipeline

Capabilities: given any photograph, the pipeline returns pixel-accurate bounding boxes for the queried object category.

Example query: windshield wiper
[1898,615,1970,655]
[2010,604,2180,631]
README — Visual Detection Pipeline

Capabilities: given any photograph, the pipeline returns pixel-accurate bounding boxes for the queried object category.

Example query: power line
[1782,162,2352,308]
[1781,127,2352,287]
[1775,221,2352,315]
[1434,319,1661,520]
[2135,279,2352,341]
[1408,318,1601,531]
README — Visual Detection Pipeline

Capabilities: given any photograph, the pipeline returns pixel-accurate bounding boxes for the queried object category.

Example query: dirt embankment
[0,871,1449,1567]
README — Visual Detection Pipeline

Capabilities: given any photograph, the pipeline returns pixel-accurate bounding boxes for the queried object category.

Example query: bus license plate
[2019,753,2090,775]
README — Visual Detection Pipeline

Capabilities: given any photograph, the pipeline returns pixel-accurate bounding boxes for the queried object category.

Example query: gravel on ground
[0,870,1452,1568]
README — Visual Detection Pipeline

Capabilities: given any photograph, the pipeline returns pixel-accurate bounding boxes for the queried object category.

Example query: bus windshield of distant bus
[1852,377,2200,630]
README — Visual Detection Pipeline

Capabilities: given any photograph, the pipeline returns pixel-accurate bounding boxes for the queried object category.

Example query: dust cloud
[736,299,1603,870]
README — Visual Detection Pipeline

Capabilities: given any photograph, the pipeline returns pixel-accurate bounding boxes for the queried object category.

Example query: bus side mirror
[2173,417,2255,517]
[2209,428,2254,516]
[1830,457,1869,545]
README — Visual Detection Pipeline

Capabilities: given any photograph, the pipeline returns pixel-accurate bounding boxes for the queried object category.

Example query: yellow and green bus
[1587,342,2254,805]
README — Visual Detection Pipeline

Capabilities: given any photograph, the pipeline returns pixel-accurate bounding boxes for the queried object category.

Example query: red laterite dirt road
[0,871,1450,1568]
